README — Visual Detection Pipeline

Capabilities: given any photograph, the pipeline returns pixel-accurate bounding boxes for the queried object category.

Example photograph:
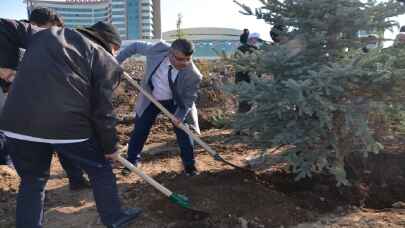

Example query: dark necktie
[148,58,166,90]
[168,65,175,93]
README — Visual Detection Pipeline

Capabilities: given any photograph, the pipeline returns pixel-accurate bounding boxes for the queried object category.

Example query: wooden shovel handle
[122,72,220,160]
[116,147,172,197]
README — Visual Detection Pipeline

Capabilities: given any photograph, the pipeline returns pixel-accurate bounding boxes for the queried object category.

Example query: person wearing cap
[0,18,141,228]
[235,32,261,78]
[116,39,202,177]
[247,32,263,47]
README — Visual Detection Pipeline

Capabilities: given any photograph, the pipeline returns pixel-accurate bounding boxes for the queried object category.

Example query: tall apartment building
[26,0,161,40]
[152,0,161,39]
[111,0,126,38]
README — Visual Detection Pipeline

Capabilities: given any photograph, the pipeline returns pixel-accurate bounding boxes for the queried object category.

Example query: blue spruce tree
[231,0,405,185]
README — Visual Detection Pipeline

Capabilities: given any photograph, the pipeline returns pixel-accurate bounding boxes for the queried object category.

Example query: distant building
[152,0,161,39]
[26,0,111,29]
[26,0,161,40]
[111,0,126,38]
[163,27,242,58]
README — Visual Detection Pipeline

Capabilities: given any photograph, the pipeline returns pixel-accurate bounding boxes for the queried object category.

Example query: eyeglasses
[171,52,191,63]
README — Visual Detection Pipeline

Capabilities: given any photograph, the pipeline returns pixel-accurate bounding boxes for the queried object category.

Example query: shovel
[116,146,209,220]
[122,72,249,171]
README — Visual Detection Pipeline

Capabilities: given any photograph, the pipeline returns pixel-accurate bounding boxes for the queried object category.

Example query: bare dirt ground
[2,126,405,228]
[1,61,405,227]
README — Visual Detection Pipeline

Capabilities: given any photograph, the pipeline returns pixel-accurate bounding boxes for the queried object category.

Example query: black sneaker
[184,165,198,177]
[121,167,132,176]
[69,178,91,191]
[121,162,139,176]
[107,208,142,228]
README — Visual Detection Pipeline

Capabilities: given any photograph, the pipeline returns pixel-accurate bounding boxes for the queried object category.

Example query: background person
[28,6,90,191]
[234,32,261,113]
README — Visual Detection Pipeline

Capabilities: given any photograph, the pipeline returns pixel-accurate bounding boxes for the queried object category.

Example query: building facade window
[28,0,160,40]
[112,11,124,16]
[127,0,140,39]
[113,17,126,22]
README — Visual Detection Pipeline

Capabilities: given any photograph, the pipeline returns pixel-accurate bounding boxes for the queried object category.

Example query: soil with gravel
[1,61,405,228]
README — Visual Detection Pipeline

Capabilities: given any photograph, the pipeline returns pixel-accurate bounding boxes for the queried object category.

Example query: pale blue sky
[0,0,271,40]
[0,0,403,41]
[0,0,28,19]
[161,0,270,39]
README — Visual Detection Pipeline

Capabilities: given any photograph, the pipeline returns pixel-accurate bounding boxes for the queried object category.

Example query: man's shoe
[0,155,10,166]
[184,165,198,177]
[69,179,91,191]
[107,208,142,228]
[121,167,131,176]
[121,162,139,176]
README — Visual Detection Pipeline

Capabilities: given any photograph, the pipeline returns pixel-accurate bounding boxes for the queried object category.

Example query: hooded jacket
[0,19,122,154]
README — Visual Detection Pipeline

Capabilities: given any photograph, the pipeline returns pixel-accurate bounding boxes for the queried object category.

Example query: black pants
[235,71,252,113]
[0,135,84,184]
[127,100,195,167]
[7,137,123,228]
[58,152,85,185]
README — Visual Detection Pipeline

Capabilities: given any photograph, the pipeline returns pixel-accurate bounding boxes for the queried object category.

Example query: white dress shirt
[2,131,88,144]
[152,57,179,101]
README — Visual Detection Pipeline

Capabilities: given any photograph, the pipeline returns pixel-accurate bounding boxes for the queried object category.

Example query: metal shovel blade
[168,193,209,220]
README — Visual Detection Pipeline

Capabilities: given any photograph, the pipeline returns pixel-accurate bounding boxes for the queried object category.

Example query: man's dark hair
[171,38,194,56]
[29,7,64,27]
[400,26,405,33]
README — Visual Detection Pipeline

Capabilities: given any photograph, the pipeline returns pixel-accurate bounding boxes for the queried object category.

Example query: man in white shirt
[116,39,202,176]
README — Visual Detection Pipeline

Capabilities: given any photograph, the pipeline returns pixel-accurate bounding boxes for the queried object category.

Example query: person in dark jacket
[0,25,18,166]
[29,6,64,27]
[234,32,260,113]
[240,28,249,45]
[0,19,141,228]
[0,67,11,166]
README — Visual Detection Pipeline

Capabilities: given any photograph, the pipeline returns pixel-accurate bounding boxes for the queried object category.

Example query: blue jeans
[128,100,195,167]
[7,137,123,228]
